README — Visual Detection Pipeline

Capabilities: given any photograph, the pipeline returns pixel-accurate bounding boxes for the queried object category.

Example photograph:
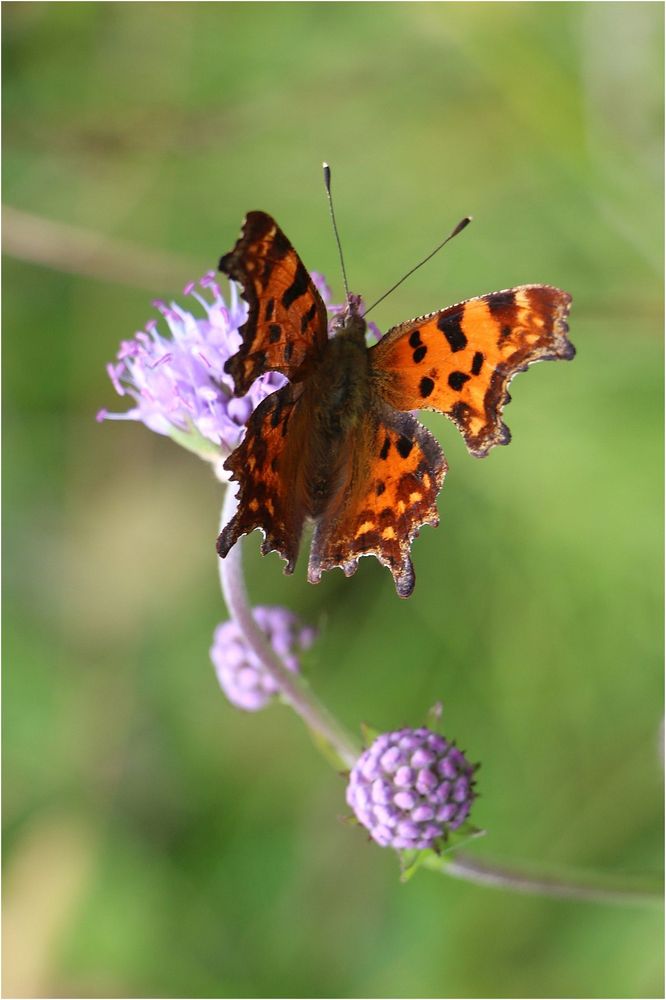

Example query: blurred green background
[3,3,663,997]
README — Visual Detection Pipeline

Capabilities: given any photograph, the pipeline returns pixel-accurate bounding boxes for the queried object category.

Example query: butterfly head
[331,292,366,341]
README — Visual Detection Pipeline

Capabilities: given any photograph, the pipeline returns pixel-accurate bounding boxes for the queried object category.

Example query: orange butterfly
[216,210,574,597]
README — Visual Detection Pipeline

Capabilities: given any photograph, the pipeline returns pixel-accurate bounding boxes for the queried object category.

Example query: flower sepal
[398,847,430,883]
[360,721,382,747]
[168,423,227,464]
[399,822,486,882]
[425,700,444,731]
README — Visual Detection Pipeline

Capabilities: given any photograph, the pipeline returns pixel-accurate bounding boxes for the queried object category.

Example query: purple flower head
[346,727,478,850]
[98,271,381,460]
[97,274,286,460]
[210,606,316,712]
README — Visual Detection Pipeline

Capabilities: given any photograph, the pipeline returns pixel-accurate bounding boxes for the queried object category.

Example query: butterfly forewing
[219,211,329,395]
[217,384,307,572]
[370,285,574,457]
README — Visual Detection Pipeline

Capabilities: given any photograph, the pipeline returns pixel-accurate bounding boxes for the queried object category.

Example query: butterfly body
[300,309,371,518]
[217,211,574,597]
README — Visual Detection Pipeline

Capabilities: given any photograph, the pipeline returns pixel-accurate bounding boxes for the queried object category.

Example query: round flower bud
[346,727,477,850]
[210,606,316,712]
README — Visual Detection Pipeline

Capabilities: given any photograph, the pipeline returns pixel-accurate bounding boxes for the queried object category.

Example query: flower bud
[346,727,477,850]
[210,606,316,712]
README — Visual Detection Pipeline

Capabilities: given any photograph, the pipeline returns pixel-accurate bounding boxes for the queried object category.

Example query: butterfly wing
[219,211,329,394]
[307,407,447,598]
[370,285,573,457]
[217,383,308,572]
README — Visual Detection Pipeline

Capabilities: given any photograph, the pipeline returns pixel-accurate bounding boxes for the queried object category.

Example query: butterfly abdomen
[302,333,372,518]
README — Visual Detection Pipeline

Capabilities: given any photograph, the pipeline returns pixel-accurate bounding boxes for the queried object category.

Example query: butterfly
[216,210,574,598]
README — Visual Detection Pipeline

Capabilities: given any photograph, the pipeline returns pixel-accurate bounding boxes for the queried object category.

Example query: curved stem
[216,485,662,907]
[430,852,663,906]
[218,486,360,770]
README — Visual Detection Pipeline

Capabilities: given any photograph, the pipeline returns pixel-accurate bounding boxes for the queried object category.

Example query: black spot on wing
[409,329,423,348]
[300,301,317,333]
[437,312,467,352]
[448,371,470,391]
[268,324,281,343]
[281,262,310,309]
[419,376,434,398]
[471,351,484,375]
[380,436,391,460]
[396,436,413,459]
[487,291,515,315]
[412,345,427,363]
[272,229,291,259]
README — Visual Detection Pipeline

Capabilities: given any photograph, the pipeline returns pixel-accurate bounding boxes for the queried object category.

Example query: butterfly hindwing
[307,407,447,598]
[219,211,329,394]
[370,285,574,457]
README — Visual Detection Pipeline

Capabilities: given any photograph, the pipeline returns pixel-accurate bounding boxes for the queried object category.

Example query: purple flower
[98,271,380,460]
[97,274,286,459]
[210,606,316,712]
[346,727,478,850]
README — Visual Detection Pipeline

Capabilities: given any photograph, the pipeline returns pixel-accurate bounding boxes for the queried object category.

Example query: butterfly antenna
[362,216,472,318]
[323,162,351,302]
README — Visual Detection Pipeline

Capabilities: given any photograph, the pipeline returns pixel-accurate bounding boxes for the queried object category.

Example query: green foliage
[4,3,663,997]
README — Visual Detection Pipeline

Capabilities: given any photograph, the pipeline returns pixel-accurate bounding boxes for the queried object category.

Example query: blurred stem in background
[3,204,201,290]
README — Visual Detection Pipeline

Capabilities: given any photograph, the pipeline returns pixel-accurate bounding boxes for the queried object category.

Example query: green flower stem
[216,481,662,907]
[432,853,663,905]
[218,484,359,770]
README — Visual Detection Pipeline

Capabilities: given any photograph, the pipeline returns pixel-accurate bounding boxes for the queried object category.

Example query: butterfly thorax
[329,293,366,342]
